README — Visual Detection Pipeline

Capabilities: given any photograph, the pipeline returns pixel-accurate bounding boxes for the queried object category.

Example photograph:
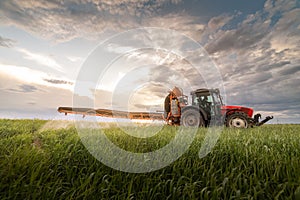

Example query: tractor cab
[190,88,223,126]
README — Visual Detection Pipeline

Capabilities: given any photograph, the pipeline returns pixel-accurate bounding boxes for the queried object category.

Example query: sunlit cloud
[66,56,85,63]
[0,64,73,90]
[16,48,64,72]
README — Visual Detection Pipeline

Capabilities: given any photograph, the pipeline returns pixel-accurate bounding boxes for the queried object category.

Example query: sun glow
[0,64,73,91]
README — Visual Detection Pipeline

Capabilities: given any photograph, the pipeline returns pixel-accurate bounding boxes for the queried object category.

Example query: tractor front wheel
[226,112,250,128]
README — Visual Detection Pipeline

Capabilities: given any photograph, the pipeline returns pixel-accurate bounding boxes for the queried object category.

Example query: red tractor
[58,87,273,128]
[164,87,273,128]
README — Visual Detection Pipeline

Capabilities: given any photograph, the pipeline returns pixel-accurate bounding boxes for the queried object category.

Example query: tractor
[58,87,273,128]
[164,87,273,128]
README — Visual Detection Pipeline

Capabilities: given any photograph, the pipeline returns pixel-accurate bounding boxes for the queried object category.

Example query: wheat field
[0,119,299,199]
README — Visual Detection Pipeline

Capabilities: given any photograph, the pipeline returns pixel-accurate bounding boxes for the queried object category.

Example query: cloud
[0,68,73,116]
[205,19,270,54]
[0,0,183,42]
[16,48,64,72]
[207,14,234,31]
[43,79,73,85]
[264,0,298,14]
[0,36,16,47]
[8,84,38,93]
[66,56,84,63]
[144,13,206,41]
[92,0,182,16]
[105,46,212,94]
[0,85,73,119]
[0,0,299,122]
[204,1,300,55]
[198,0,300,121]
[0,63,73,90]
[278,65,300,76]
[260,60,291,71]
[268,8,300,53]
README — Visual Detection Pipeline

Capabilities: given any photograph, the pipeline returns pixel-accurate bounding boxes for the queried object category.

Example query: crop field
[0,119,299,199]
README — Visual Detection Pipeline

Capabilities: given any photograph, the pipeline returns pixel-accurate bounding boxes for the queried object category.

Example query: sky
[0,0,299,123]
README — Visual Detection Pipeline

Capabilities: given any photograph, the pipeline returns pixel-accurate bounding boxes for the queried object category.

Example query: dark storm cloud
[0,36,15,48]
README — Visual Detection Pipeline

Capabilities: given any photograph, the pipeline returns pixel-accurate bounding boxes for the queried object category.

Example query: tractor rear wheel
[180,108,204,127]
[226,112,250,128]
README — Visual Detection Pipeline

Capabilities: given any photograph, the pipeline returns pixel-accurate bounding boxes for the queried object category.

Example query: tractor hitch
[253,113,273,126]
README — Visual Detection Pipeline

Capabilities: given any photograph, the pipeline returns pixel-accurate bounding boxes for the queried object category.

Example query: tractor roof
[190,88,220,95]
